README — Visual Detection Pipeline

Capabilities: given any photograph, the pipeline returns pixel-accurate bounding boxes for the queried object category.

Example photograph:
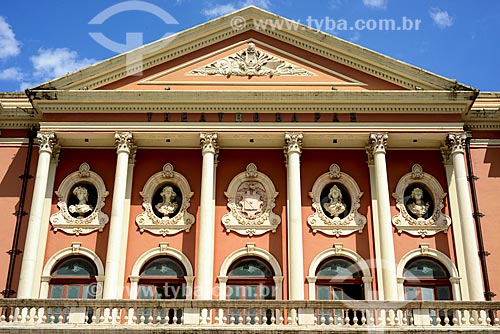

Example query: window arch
[138,256,187,300]
[48,256,98,323]
[226,256,275,325]
[315,257,364,325]
[396,246,461,301]
[403,257,452,301]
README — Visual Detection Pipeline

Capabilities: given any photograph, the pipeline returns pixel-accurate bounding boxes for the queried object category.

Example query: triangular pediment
[29,6,474,93]
[115,38,369,91]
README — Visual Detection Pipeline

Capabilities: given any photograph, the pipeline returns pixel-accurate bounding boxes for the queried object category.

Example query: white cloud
[241,0,271,9]
[0,16,21,59]
[30,48,97,81]
[429,8,453,29]
[202,0,271,18]
[202,4,237,18]
[0,67,23,81]
[362,0,387,9]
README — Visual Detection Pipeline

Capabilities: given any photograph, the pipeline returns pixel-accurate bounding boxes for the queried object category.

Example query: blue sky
[0,0,499,92]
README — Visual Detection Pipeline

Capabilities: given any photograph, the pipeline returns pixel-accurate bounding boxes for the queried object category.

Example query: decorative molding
[37,132,58,154]
[50,163,109,235]
[114,132,134,153]
[222,163,281,236]
[307,164,367,237]
[136,163,195,236]
[189,42,314,77]
[284,132,303,155]
[368,132,388,154]
[200,132,219,155]
[446,132,468,155]
[392,164,451,237]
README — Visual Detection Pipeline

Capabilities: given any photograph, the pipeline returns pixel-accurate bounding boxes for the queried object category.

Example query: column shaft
[369,133,398,301]
[17,132,57,298]
[196,133,218,300]
[103,132,133,299]
[285,133,305,300]
[447,133,484,301]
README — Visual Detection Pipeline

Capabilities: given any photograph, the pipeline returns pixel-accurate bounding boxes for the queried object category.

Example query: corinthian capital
[37,132,58,154]
[115,132,134,154]
[446,132,468,155]
[368,133,388,154]
[200,132,219,154]
[284,132,303,155]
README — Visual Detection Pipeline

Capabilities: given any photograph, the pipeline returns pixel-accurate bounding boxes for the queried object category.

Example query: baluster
[238,316,243,325]
[271,316,276,325]
[320,316,326,325]
[229,316,235,325]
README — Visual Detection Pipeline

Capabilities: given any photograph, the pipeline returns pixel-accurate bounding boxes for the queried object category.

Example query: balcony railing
[1,299,500,332]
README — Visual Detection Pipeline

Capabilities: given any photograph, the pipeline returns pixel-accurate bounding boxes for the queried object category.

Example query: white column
[32,146,60,298]
[442,147,469,301]
[285,132,305,300]
[446,133,484,301]
[195,132,218,300]
[103,132,134,299]
[17,132,58,298]
[368,133,398,300]
[366,152,385,300]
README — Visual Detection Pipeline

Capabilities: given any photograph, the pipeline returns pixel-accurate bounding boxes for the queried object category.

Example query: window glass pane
[138,285,154,299]
[227,285,241,300]
[228,258,273,277]
[52,258,96,277]
[156,285,167,299]
[317,286,330,300]
[403,258,448,279]
[421,287,435,301]
[436,286,451,300]
[333,287,343,301]
[245,286,257,300]
[260,285,274,300]
[82,285,97,299]
[405,287,418,300]
[50,285,64,299]
[141,257,185,277]
[67,286,81,298]
[317,258,361,278]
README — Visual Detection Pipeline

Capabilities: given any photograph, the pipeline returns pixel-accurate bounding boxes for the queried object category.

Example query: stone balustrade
[1,299,500,333]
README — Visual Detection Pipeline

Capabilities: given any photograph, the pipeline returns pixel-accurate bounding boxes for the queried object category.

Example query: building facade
[1,7,500,332]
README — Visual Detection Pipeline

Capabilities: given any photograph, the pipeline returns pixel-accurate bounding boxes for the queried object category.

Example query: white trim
[40,244,105,299]
[129,243,194,300]
[396,246,461,301]
[307,244,373,301]
[218,244,283,300]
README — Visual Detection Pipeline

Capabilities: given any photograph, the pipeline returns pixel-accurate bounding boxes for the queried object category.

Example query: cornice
[30,7,471,92]
[31,90,474,114]
[40,122,464,133]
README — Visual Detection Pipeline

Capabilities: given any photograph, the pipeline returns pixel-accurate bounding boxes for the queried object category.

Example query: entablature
[38,122,464,149]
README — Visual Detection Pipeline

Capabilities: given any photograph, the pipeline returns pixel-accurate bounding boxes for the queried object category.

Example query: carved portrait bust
[406,187,430,218]
[155,185,179,217]
[152,184,182,219]
[68,185,94,218]
[323,185,346,218]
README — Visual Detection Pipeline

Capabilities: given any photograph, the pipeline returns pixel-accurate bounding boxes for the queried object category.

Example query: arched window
[226,257,275,324]
[403,257,452,301]
[48,257,97,323]
[315,257,363,325]
[138,256,186,324]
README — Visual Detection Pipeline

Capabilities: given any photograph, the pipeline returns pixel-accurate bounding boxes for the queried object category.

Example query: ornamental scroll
[307,164,367,237]
[222,163,281,236]
[392,164,451,237]
[136,163,195,236]
[50,163,109,235]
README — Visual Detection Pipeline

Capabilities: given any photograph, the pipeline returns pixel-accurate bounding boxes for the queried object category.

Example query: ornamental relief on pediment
[50,163,109,235]
[392,164,451,237]
[136,163,195,236]
[307,164,367,237]
[222,163,281,236]
[189,43,314,78]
